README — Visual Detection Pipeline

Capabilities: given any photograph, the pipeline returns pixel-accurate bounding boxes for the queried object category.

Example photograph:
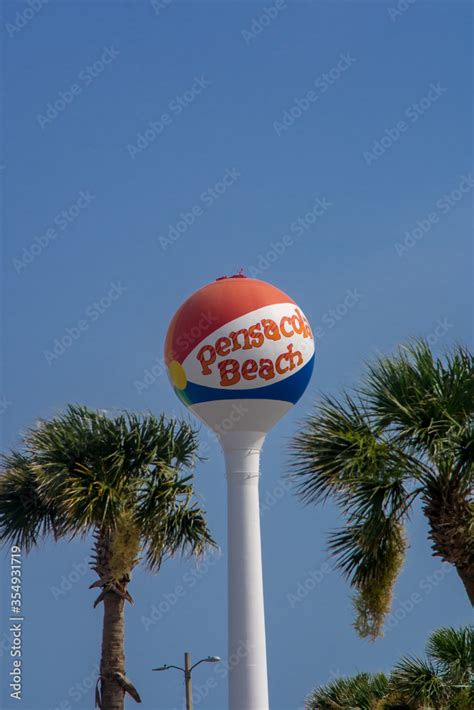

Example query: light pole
[153,652,220,710]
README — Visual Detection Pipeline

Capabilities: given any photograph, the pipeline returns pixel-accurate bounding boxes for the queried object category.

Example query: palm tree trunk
[456,565,474,605]
[100,590,125,710]
[424,491,474,607]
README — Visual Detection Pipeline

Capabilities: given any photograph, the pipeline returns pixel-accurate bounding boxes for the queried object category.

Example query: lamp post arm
[190,659,208,672]
[153,665,185,673]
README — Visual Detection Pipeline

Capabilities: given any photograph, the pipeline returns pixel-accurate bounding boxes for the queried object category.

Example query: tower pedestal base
[223,431,269,710]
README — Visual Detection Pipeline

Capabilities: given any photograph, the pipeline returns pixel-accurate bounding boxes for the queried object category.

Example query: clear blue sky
[1,1,472,709]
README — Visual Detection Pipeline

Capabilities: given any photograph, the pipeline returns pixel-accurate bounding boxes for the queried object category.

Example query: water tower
[165,275,314,709]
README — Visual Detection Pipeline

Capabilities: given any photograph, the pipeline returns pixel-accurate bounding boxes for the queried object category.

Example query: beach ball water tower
[165,274,314,710]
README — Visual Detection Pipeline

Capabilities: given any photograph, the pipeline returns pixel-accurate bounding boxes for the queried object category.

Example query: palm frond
[449,423,474,487]
[289,394,413,638]
[289,395,418,507]
[390,655,447,708]
[390,627,474,709]
[329,515,406,639]
[1,406,213,564]
[0,452,67,551]
[143,504,216,571]
[305,672,390,709]
[363,340,474,457]
[290,341,474,634]
[426,626,474,685]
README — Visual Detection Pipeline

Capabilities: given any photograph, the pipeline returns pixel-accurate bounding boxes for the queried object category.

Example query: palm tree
[305,671,391,709]
[304,626,473,709]
[0,405,214,710]
[290,341,473,638]
[390,625,473,709]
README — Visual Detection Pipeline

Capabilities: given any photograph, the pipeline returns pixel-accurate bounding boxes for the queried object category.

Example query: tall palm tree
[0,405,214,710]
[290,341,473,638]
[305,671,391,709]
[390,625,473,709]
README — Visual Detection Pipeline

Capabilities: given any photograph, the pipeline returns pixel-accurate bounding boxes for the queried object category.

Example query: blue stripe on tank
[175,355,314,406]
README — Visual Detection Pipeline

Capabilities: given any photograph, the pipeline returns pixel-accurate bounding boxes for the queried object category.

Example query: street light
[153,652,221,710]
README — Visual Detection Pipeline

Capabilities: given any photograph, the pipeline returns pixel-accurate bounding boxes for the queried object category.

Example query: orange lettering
[303,315,313,339]
[216,336,232,357]
[229,329,251,351]
[259,358,275,380]
[196,345,216,375]
[291,312,304,335]
[280,316,294,338]
[242,359,258,380]
[293,308,312,338]
[218,359,241,386]
[287,343,303,370]
[262,319,281,341]
[248,323,264,348]
[275,352,289,375]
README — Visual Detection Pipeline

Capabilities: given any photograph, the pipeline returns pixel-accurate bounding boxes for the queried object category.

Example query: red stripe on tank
[164,278,295,365]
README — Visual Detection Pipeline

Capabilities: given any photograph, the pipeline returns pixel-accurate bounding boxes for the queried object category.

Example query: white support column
[223,431,269,710]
